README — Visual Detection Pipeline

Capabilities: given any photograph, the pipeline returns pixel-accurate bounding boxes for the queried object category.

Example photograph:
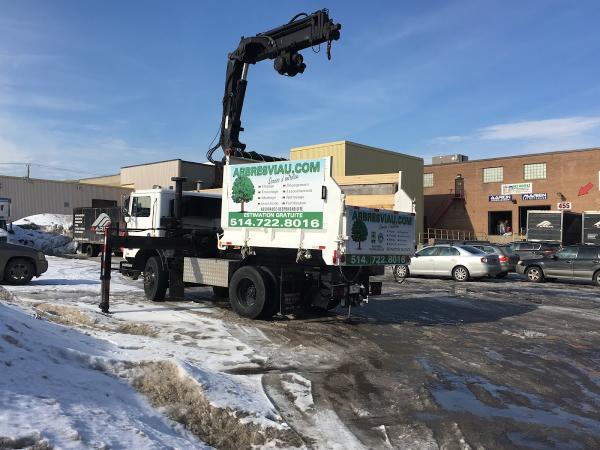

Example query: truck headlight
[37,252,46,261]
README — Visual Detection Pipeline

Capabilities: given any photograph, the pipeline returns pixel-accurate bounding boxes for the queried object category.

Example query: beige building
[81,159,216,191]
[290,140,424,234]
[0,175,132,220]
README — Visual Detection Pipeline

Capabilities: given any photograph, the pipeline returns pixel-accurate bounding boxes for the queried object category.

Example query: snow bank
[14,213,72,232]
[0,302,207,449]
[9,213,76,255]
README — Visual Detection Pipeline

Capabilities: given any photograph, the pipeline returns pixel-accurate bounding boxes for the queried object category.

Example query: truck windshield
[132,196,151,217]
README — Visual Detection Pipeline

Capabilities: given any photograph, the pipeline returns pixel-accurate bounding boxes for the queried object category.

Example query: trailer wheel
[144,256,168,301]
[229,266,268,319]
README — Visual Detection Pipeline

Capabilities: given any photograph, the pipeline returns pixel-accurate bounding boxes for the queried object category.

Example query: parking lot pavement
[230,274,600,449]
[4,258,600,449]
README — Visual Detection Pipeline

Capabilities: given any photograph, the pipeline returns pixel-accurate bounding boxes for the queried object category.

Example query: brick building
[423,147,600,237]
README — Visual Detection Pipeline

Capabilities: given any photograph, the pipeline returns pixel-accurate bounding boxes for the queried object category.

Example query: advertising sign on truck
[344,206,414,266]
[226,159,326,229]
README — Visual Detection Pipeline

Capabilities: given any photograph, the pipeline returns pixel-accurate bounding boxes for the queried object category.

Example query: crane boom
[207,9,341,164]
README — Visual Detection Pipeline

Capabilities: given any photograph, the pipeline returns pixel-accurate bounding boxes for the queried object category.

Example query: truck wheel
[85,244,94,258]
[4,258,35,285]
[452,265,470,282]
[229,266,268,319]
[526,266,544,283]
[212,286,229,299]
[91,245,100,257]
[144,256,168,301]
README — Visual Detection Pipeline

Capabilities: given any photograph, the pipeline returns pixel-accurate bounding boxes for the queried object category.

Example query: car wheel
[594,270,600,287]
[452,265,470,282]
[4,258,35,285]
[394,265,409,279]
[143,256,168,301]
[526,266,544,283]
[229,266,270,319]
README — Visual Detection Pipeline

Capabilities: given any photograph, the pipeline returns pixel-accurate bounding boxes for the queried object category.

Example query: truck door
[129,195,154,235]
[545,247,577,279]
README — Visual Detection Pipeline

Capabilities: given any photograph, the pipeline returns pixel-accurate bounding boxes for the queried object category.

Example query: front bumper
[37,258,49,276]
[515,263,527,275]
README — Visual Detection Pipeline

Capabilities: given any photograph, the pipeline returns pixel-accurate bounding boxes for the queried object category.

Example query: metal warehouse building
[81,159,216,191]
[423,147,600,240]
[0,175,131,220]
[290,140,424,234]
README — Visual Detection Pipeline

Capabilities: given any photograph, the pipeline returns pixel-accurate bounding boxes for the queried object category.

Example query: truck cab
[123,188,222,263]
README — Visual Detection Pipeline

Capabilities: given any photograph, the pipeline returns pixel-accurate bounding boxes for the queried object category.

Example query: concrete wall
[290,140,424,235]
[0,175,132,220]
[424,147,600,236]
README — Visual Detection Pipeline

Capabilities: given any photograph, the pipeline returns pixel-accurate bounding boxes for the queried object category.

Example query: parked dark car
[470,243,519,277]
[0,242,48,285]
[516,245,600,286]
[510,241,560,260]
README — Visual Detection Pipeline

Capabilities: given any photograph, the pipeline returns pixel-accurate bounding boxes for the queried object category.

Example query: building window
[423,173,434,188]
[524,163,546,180]
[483,167,503,183]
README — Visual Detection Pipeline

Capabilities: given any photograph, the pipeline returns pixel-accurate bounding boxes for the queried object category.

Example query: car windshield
[461,245,486,255]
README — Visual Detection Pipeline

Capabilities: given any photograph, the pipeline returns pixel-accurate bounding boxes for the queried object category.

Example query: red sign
[578,182,593,196]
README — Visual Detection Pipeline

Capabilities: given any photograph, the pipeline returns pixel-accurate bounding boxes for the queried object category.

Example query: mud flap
[279,268,304,315]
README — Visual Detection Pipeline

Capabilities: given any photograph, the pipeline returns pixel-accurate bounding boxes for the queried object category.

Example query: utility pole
[26,163,31,178]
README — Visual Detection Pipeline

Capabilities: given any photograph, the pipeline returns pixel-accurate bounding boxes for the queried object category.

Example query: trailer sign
[227,159,325,229]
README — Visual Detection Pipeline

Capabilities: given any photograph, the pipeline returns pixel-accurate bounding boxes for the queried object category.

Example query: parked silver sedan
[395,244,502,281]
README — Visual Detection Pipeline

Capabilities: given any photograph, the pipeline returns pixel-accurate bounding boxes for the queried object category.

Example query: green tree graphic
[351,219,368,250]
[231,175,255,212]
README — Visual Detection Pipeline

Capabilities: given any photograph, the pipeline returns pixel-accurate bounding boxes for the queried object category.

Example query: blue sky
[1,0,600,179]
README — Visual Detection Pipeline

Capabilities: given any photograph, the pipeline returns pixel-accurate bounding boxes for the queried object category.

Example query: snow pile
[0,302,207,449]
[0,257,300,448]
[9,213,76,255]
[14,213,72,234]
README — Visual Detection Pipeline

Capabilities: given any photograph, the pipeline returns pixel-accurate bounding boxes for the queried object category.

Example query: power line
[0,162,107,178]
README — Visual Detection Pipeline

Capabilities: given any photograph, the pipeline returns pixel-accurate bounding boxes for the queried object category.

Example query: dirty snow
[281,373,315,413]
[0,256,294,448]
[8,213,76,255]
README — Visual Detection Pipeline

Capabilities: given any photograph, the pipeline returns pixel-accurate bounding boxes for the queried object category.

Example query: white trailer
[110,157,415,319]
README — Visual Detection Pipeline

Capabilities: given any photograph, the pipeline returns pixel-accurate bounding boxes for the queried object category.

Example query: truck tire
[85,244,94,258]
[212,286,229,299]
[91,245,100,258]
[4,258,35,285]
[229,266,269,319]
[144,256,168,301]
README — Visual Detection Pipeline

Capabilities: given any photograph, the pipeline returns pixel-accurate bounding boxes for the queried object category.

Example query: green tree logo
[231,175,255,212]
[351,219,368,249]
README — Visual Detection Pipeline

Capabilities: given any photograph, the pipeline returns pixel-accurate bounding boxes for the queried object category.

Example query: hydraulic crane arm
[207,9,341,163]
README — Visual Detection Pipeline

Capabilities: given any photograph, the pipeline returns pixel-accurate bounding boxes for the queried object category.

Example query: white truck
[103,156,415,319]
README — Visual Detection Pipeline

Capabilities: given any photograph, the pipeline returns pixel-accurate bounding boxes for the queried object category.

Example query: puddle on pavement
[418,358,600,436]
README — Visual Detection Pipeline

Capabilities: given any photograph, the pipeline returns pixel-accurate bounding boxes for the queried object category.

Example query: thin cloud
[433,116,600,143]
[478,117,600,140]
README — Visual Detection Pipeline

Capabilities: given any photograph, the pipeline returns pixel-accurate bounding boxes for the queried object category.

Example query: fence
[418,228,488,245]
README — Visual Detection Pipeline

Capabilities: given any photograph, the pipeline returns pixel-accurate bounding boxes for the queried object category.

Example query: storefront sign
[557,202,572,210]
[522,193,548,201]
[501,182,533,195]
[489,195,513,202]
